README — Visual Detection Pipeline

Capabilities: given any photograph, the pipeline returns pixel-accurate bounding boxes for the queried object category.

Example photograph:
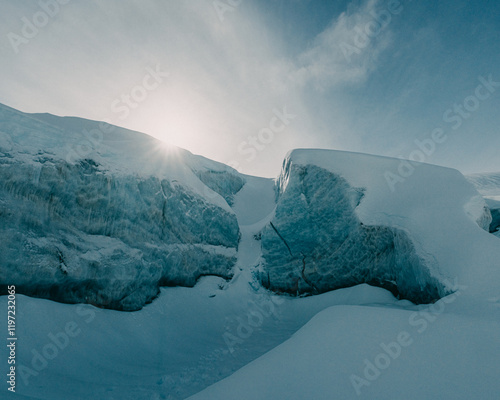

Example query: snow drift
[190,151,500,400]
[188,294,500,400]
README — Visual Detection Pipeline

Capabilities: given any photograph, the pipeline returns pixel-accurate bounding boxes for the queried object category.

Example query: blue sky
[1,0,499,177]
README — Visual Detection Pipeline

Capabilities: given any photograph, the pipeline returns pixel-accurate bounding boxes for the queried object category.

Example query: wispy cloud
[0,0,400,176]
[1,0,499,176]
[291,0,394,89]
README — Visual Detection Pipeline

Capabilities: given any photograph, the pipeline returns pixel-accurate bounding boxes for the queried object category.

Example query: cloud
[2,0,497,177]
[290,0,394,89]
[0,0,399,176]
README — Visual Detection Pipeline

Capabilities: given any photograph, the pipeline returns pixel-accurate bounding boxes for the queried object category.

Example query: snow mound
[188,297,500,400]
[260,149,494,303]
[0,104,244,310]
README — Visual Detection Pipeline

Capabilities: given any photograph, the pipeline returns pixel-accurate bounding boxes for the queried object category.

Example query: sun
[125,79,220,155]
[150,137,184,164]
[156,138,178,154]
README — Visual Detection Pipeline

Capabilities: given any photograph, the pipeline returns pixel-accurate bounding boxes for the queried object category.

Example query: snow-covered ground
[0,174,407,400]
[1,105,500,399]
[467,172,500,201]
[189,151,500,400]
[189,298,500,400]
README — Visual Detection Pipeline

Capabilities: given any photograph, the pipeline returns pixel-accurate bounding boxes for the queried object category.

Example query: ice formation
[1,103,496,311]
[467,172,500,236]
[0,104,242,310]
[260,150,493,303]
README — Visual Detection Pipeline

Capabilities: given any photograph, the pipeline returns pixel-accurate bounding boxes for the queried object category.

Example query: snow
[26,109,242,213]
[1,105,500,399]
[467,172,500,236]
[467,172,500,201]
[189,297,500,400]
[0,103,243,310]
[260,149,497,303]
[1,285,405,400]
[189,150,500,399]
[0,173,403,400]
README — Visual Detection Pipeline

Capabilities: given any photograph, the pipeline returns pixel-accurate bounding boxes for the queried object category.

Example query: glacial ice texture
[0,157,240,310]
[260,163,446,303]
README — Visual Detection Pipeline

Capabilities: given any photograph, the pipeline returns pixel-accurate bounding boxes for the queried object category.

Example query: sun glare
[154,137,182,160]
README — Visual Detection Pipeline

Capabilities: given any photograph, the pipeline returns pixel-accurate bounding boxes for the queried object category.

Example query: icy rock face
[193,169,245,206]
[466,173,500,236]
[0,104,240,310]
[485,199,500,236]
[260,161,445,304]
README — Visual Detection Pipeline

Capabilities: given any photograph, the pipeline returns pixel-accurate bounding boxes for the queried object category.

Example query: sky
[0,0,499,178]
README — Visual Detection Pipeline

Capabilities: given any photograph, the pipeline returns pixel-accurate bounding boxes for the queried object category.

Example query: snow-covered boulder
[0,104,243,310]
[260,149,493,303]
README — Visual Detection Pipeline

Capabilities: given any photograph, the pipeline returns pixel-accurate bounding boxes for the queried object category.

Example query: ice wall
[0,104,241,310]
[260,150,493,303]
[260,163,443,303]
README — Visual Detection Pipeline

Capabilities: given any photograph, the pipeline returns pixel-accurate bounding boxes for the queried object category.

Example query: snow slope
[189,295,500,400]
[467,172,500,201]
[1,284,405,400]
[0,104,244,310]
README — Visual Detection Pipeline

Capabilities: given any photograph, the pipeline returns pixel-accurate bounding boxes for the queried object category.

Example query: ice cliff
[0,104,243,310]
[259,150,493,303]
[1,102,496,310]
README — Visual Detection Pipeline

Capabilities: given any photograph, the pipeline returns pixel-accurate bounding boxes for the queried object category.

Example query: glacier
[1,103,497,311]
[0,104,243,310]
[190,152,500,400]
[260,149,493,303]
[1,103,500,400]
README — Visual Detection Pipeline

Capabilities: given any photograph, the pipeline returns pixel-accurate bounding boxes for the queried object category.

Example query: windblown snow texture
[0,104,242,310]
